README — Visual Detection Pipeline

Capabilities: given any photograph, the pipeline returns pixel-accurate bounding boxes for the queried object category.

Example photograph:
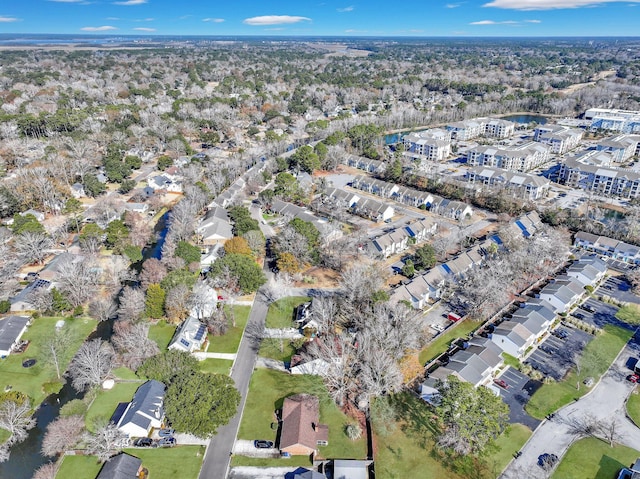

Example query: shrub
[345,423,363,440]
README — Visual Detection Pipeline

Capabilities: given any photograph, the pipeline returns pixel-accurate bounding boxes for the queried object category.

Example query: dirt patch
[295,267,340,288]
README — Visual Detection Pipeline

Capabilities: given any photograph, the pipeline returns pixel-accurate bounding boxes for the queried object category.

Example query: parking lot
[524,326,593,381]
[571,295,636,331]
[598,276,640,305]
[497,367,542,430]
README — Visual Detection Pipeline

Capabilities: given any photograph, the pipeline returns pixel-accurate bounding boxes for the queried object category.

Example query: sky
[0,0,639,37]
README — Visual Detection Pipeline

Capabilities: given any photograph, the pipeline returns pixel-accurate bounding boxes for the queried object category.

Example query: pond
[501,114,548,125]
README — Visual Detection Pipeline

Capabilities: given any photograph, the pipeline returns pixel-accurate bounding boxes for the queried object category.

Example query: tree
[15,231,52,264]
[117,286,145,322]
[164,371,240,437]
[276,252,302,274]
[32,462,58,479]
[175,240,201,265]
[145,283,166,319]
[84,423,126,463]
[12,213,45,235]
[89,297,117,322]
[157,155,173,171]
[165,284,191,323]
[290,145,320,173]
[41,415,84,457]
[401,259,415,278]
[41,329,73,380]
[83,174,106,197]
[414,243,437,270]
[209,253,266,294]
[111,321,159,370]
[118,179,136,194]
[105,219,129,250]
[242,230,265,256]
[79,223,104,253]
[55,256,100,307]
[68,339,115,392]
[140,258,168,290]
[434,376,509,456]
[0,396,35,455]
[224,237,252,256]
[137,350,199,383]
[228,206,260,236]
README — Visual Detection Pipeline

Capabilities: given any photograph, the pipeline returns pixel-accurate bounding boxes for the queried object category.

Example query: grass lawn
[526,325,633,419]
[0,316,96,404]
[374,394,531,479]
[207,305,251,354]
[55,455,102,479]
[502,352,520,369]
[199,358,233,376]
[551,437,640,479]
[113,367,138,380]
[148,320,176,350]
[56,446,206,479]
[85,382,142,432]
[627,388,640,426]
[418,319,479,365]
[238,369,367,460]
[616,304,640,325]
[265,296,310,329]
[258,337,298,363]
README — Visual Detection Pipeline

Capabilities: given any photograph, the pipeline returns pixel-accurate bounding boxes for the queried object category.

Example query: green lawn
[231,456,313,467]
[616,304,640,326]
[258,338,298,363]
[148,320,176,350]
[526,325,633,419]
[627,388,640,426]
[502,352,520,369]
[56,446,206,479]
[0,316,96,404]
[374,393,530,479]
[207,305,251,354]
[113,367,138,380]
[265,296,310,329]
[552,437,640,479]
[419,319,479,365]
[238,369,367,460]
[85,382,142,432]
[199,358,233,376]
[56,455,102,479]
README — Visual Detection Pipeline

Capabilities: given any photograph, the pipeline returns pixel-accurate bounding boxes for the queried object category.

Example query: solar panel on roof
[180,338,191,347]
[194,324,206,341]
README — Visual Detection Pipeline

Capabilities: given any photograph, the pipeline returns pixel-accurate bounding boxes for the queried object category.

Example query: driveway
[574,296,630,330]
[524,327,592,381]
[500,336,640,479]
[497,367,542,430]
[232,440,279,458]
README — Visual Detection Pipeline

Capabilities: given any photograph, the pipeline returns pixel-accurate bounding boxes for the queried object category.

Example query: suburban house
[70,182,86,199]
[431,337,504,388]
[574,232,640,264]
[405,218,438,242]
[279,394,329,456]
[371,229,409,258]
[291,469,327,479]
[196,207,233,245]
[538,277,585,313]
[344,154,387,175]
[507,304,556,343]
[289,357,331,376]
[351,198,394,222]
[322,188,360,209]
[0,315,31,357]
[20,209,45,222]
[508,210,544,238]
[10,279,52,312]
[95,453,143,479]
[490,321,535,358]
[211,177,246,209]
[147,174,182,193]
[113,380,165,438]
[168,316,208,353]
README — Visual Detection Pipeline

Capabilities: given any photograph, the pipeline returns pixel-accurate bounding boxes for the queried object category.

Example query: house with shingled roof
[279,394,329,456]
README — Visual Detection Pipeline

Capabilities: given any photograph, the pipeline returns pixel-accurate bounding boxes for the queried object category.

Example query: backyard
[56,446,206,479]
[236,369,367,465]
[207,305,251,354]
[551,437,640,479]
[526,325,634,419]
[84,381,143,432]
[374,393,532,479]
[264,296,310,329]
[0,316,96,404]
[418,319,479,365]
[258,337,301,363]
[148,320,176,350]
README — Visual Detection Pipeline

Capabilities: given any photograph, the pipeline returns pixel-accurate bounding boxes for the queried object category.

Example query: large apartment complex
[446,117,515,140]
[533,125,583,155]
[585,108,640,133]
[466,142,550,172]
[402,129,452,163]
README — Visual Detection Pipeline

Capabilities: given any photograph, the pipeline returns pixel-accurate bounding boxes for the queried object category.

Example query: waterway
[501,113,548,125]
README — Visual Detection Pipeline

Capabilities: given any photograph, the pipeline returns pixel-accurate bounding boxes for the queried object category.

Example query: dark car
[493,378,508,389]
[537,453,559,470]
[573,312,585,320]
[133,437,154,447]
[552,329,569,339]
[580,304,595,313]
[158,428,175,438]
[254,440,274,449]
[156,437,176,447]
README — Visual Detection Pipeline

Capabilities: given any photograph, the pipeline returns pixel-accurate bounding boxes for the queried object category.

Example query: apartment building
[596,134,640,163]
[585,108,640,133]
[466,142,550,172]
[465,165,551,200]
[533,124,583,154]
[558,154,640,198]
[446,117,515,141]
[403,130,452,163]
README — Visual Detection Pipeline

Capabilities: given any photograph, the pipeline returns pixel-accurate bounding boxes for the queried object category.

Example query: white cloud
[243,15,311,25]
[0,16,19,22]
[484,0,640,10]
[113,0,147,5]
[446,2,462,7]
[525,18,542,21]
[106,16,121,20]
[133,27,155,31]
[337,6,355,12]
[203,17,225,22]
[81,25,118,31]
[470,18,540,24]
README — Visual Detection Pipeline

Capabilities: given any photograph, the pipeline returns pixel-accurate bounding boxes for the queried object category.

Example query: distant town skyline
[0,0,639,37]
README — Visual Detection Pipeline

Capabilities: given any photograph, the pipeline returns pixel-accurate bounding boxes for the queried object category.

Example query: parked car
[254,440,274,449]
[156,437,177,447]
[572,312,585,320]
[133,437,154,447]
[580,304,595,313]
[552,329,569,340]
[618,468,633,479]
[493,378,508,389]
[537,453,559,470]
[158,428,175,438]
[627,374,640,383]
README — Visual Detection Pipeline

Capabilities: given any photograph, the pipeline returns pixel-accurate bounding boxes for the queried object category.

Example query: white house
[490,322,535,358]
[0,315,31,357]
[539,277,584,313]
[168,316,208,353]
[114,380,165,438]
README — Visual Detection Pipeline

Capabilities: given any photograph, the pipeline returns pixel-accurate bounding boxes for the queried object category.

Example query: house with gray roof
[490,321,535,358]
[10,279,52,312]
[95,453,142,479]
[168,316,208,353]
[539,277,584,313]
[437,338,504,388]
[196,207,233,245]
[114,380,165,438]
[0,315,31,357]
[566,256,607,287]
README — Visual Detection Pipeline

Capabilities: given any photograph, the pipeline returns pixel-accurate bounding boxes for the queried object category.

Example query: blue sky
[0,0,639,36]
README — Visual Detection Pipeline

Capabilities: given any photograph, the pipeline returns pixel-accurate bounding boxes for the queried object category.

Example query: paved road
[501,336,640,479]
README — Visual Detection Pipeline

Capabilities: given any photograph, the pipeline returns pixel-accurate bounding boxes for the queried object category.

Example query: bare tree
[165,284,191,323]
[89,297,117,322]
[111,321,159,370]
[84,423,126,462]
[140,258,168,290]
[41,415,84,457]
[309,296,339,334]
[32,462,58,479]
[0,399,36,445]
[56,256,100,307]
[67,339,115,392]
[29,287,54,314]
[15,232,53,265]
[41,329,72,380]
[116,286,145,322]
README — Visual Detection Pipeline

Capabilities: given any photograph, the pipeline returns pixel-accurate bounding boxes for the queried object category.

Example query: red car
[494,378,509,389]
[627,374,639,383]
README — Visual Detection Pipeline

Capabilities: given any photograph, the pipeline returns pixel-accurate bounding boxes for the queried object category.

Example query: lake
[501,114,548,125]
